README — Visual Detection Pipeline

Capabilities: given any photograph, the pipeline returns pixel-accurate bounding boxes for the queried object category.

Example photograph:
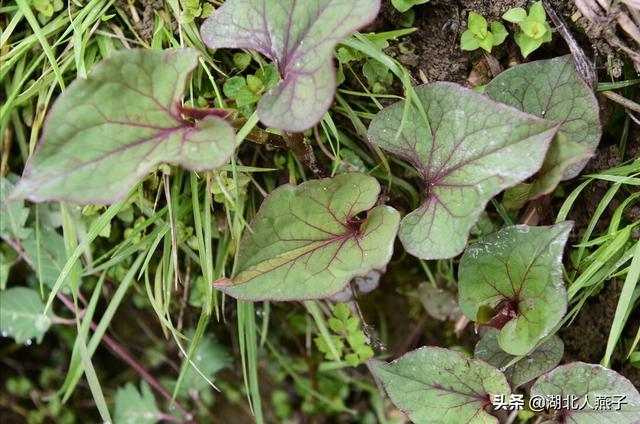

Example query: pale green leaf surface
[0,287,52,344]
[459,223,572,355]
[114,381,160,424]
[486,57,600,186]
[370,347,510,424]
[531,362,640,423]
[474,328,563,387]
[215,173,400,301]
[1,177,32,240]
[368,83,558,259]
[11,49,236,204]
[22,225,66,290]
[200,0,381,132]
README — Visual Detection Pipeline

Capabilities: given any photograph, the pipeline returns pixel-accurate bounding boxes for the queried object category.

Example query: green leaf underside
[11,49,236,205]
[367,83,559,260]
[371,347,510,424]
[459,223,572,355]
[200,0,381,132]
[23,225,66,290]
[215,173,400,301]
[0,287,52,344]
[531,363,640,423]
[114,382,160,424]
[474,328,563,388]
[486,56,600,183]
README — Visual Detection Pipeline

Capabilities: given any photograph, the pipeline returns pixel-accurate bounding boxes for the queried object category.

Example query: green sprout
[390,0,430,13]
[460,12,508,53]
[503,1,553,58]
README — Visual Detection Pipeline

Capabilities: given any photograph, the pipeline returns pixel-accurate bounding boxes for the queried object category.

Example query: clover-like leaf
[214,173,399,301]
[114,381,160,424]
[11,49,236,204]
[0,287,53,344]
[474,328,563,388]
[486,56,601,187]
[370,347,511,424]
[459,223,572,356]
[200,0,381,132]
[531,362,640,423]
[368,83,559,259]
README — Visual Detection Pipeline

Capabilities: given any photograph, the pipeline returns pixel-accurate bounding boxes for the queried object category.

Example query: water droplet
[24,339,32,346]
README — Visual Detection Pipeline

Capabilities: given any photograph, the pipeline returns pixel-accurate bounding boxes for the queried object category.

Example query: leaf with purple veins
[459,223,572,356]
[486,56,601,189]
[368,83,559,260]
[475,328,563,388]
[214,173,399,301]
[200,0,381,132]
[531,362,640,423]
[370,346,511,424]
[11,49,236,205]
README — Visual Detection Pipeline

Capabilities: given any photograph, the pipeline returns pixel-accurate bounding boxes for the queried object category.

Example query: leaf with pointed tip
[370,347,510,424]
[368,83,559,259]
[11,49,236,205]
[474,328,563,388]
[214,173,399,301]
[486,56,601,187]
[200,0,381,132]
[0,287,53,344]
[459,223,572,356]
[531,362,640,423]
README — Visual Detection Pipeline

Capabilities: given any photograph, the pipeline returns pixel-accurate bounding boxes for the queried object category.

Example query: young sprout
[390,0,430,13]
[461,12,508,53]
[503,1,553,57]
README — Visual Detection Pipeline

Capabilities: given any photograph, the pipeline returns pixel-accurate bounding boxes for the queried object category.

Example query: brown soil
[560,281,640,387]
[374,0,631,85]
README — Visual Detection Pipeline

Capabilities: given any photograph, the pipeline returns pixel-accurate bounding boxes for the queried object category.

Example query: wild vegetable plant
[3,0,637,422]
[460,12,508,53]
[503,1,553,57]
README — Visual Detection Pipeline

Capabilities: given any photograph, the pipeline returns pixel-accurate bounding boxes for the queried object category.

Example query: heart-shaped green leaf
[11,49,236,205]
[370,347,511,424]
[200,0,380,132]
[531,362,640,423]
[114,381,160,424]
[459,222,572,355]
[0,287,53,344]
[486,56,600,192]
[474,328,563,388]
[214,173,399,301]
[368,83,559,259]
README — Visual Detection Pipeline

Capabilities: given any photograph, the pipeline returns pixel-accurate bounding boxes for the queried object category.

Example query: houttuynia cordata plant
[2,0,639,423]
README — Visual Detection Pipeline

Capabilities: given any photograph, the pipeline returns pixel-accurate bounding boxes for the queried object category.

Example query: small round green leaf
[370,347,511,424]
[214,173,400,301]
[0,287,53,344]
[502,8,527,23]
[531,362,640,423]
[474,328,563,388]
[200,0,381,132]
[11,49,236,205]
[459,223,572,355]
[368,83,559,260]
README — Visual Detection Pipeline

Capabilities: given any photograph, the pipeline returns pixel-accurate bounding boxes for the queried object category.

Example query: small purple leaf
[213,173,400,301]
[368,83,560,260]
[11,49,236,205]
[200,0,381,132]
